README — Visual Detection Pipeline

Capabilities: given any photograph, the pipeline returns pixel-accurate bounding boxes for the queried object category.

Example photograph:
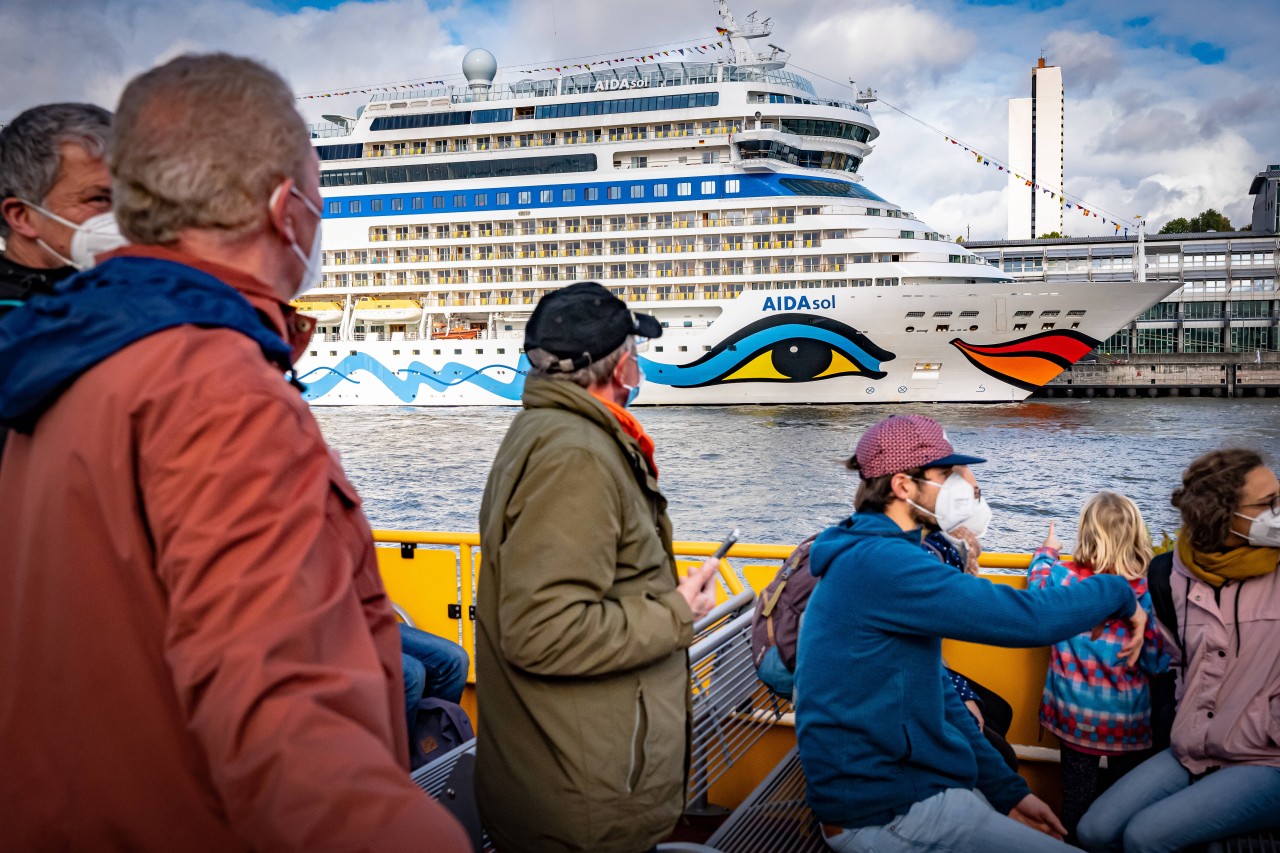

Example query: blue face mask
[622,361,645,406]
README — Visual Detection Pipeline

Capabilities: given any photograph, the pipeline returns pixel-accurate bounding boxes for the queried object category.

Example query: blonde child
[1027,492,1169,840]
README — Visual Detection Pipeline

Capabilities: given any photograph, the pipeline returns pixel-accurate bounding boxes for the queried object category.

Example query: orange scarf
[592,393,658,478]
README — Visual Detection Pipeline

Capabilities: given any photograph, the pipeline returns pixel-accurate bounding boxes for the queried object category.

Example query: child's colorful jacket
[1027,547,1170,752]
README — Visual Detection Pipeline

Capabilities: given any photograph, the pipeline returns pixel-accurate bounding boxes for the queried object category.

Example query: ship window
[726,179,740,194]
[518,191,532,205]
[537,189,550,203]
[562,188,576,202]
[474,193,488,206]
[412,196,424,209]
[327,201,340,214]
[608,186,621,199]
[369,111,472,131]
[371,199,383,212]
[433,196,444,209]
[454,194,466,207]
[701,180,716,195]
[533,91,719,120]
[959,310,979,317]
[330,351,337,356]
[778,178,885,202]
[1042,322,1056,330]
[1013,310,1034,317]
[935,325,950,332]
[677,182,691,197]
[1040,310,1060,317]
[586,187,599,201]
[906,311,925,318]
[413,349,420,355]
[454,349,462,355]
[309,350,317,356]
[932,311,953,317]
[320,154,598,189]
[654,184,668,198]
[1014,323,1027,331]
[433,349,441,355]
[392,197,403,210]
[631,185,644,199]
[392,350,400,355]
[1067,309,1086,316]
[349,200,362,213]
[497,192,510,205]
[497,348,505,354]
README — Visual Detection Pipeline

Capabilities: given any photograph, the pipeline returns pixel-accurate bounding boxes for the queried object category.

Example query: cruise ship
[294,0,1177,405]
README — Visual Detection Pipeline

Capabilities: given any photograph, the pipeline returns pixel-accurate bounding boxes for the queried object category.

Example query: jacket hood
[809,512,921,578]
[0,255,292,431]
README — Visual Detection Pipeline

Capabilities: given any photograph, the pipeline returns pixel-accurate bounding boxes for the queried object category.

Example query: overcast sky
[2,0,1275,240]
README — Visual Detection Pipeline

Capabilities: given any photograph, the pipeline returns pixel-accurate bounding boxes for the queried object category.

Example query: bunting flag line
[865,92,1138,230]
[298,79,446,100]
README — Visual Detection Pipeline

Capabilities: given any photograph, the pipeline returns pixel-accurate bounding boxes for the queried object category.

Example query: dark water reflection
[315,399,1280,554]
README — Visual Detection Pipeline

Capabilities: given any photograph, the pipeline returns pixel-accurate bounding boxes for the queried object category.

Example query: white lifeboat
[352,298,424,323]
[289,300,345,325]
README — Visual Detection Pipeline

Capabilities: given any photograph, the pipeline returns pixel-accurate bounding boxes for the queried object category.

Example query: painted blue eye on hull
[299,353,529,402]
[639,313,894,388]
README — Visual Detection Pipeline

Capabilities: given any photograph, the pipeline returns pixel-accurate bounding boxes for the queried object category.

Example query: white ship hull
[297,279,1175,405]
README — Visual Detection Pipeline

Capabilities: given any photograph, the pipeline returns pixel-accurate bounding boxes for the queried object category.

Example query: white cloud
[1,0,1274,240]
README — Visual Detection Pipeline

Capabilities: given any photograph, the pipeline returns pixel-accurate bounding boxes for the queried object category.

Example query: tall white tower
[1008,58,1064,239]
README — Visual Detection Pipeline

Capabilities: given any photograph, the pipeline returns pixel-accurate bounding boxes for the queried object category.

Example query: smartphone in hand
[711,528,740,561]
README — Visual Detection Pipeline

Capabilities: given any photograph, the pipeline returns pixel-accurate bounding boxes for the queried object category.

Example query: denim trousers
[824,788,1074,853]
[1076,748,1280,852]
[399,623,470,727]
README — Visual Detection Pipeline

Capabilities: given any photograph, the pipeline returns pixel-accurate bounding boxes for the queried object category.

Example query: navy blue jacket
[0,256,292,431]
[794,512,1136,828]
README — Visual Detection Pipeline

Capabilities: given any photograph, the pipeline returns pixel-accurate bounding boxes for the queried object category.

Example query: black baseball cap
[524,282,663,373]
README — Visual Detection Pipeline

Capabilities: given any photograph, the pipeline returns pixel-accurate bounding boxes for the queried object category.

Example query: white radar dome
[462,48,498,85]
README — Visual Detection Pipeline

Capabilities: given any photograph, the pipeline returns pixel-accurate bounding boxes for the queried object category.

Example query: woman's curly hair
[1172,449,1265,552]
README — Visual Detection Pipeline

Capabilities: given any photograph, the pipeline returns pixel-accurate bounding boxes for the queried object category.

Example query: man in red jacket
[0,54,467,851]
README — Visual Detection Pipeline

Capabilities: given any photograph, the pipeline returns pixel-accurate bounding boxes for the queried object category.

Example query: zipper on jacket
[627,685,646,793]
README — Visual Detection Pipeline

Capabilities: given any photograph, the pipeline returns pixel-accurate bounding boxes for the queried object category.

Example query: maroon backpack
[749,534,819,672]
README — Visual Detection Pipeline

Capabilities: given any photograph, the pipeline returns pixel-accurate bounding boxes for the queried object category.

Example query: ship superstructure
[294,1,1176,404]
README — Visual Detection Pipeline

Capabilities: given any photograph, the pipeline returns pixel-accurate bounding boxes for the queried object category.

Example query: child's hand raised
[1042,520,1063,551]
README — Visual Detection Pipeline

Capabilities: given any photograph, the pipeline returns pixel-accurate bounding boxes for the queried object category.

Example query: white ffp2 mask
[21,201,127,270]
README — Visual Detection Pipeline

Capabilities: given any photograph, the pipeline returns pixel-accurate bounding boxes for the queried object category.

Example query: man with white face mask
[795,414,1151,853]
[0,54,467,851]
[0,103,119,316]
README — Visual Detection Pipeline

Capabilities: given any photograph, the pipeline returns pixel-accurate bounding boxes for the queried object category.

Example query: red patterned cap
[853,414,986,478]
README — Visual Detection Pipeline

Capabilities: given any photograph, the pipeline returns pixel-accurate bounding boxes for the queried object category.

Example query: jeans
[1058,744,1154,842]
[1076,748,1280,852]
[824,788,1073,853]
[399,623,470,729]
[756,645,795,701]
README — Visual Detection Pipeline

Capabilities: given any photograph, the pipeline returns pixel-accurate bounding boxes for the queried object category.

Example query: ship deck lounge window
[739,141,862,174]
[534,92,718,120]
[320,154,598,188]
[778,178,885,202]
[778,118,872,143]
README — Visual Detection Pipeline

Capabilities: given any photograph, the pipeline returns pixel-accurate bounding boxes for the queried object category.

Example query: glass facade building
[965,232,1280,354]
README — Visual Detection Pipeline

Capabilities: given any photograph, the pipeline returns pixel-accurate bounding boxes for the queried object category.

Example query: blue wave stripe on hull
[300,353,529,401]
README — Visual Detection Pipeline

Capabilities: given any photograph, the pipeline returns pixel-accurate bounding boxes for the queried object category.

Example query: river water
[315,399,1280,555]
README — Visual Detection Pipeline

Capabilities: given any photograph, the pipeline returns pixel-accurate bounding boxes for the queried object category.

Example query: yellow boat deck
[373,530,1067,812]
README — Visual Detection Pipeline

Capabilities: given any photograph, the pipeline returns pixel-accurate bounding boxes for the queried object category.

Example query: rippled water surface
[315,399,1280,554]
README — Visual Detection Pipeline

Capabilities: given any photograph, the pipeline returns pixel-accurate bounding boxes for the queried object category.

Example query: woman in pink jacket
[1077,449,1280,852]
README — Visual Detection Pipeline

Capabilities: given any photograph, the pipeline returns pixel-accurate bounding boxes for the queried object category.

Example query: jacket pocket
[900,724,913,763]
[627,684,649,793]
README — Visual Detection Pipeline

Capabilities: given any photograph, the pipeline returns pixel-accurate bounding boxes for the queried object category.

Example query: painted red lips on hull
[950,329,1101,392]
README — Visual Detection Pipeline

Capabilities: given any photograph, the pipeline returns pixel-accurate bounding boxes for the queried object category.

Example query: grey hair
[111,53,312,245]
[527,337,634,389]
[0,103,113,238]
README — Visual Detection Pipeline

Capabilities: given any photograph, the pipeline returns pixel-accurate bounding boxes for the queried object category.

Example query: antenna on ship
[462,48,498,100]
[714,0,789,69]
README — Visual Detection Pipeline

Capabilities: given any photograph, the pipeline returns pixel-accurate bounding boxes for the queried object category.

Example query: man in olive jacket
[476,282,719,853]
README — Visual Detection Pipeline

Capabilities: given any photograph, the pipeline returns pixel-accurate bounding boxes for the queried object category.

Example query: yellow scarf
[1177,536,1280,588]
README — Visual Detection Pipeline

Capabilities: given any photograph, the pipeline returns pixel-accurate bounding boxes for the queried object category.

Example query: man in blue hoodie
[795,414,1147,852]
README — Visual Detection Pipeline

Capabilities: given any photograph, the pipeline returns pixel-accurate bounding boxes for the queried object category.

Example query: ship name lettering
[761,294,836,312]
[593,79,652,92]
